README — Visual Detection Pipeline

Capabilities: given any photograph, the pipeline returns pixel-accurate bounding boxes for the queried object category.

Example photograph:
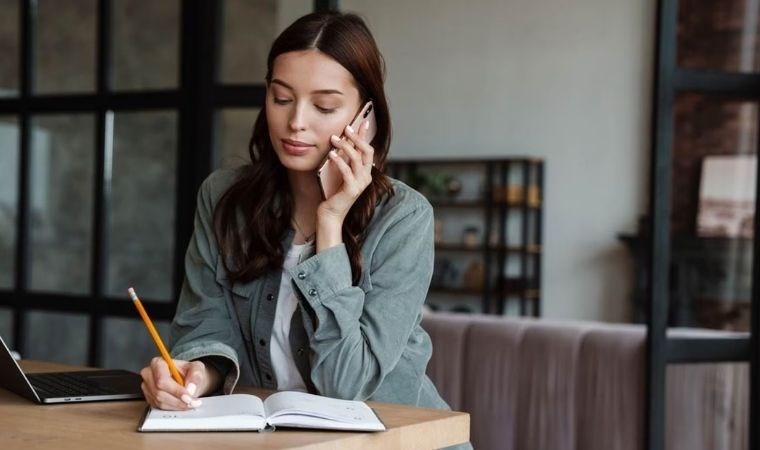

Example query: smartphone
[317,101,377,200]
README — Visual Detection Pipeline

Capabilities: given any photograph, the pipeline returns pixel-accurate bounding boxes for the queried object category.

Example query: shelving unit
[387,158,544,316]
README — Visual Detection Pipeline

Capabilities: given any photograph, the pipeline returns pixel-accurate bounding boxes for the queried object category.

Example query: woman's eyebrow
[271,79,293,90]
[311,89,344,95]
[271,79,343,95]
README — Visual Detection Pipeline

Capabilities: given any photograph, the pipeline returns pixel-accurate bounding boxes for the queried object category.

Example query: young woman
[140,11,453,418]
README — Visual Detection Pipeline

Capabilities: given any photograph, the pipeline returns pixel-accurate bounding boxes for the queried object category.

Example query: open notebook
[137,391,386,432]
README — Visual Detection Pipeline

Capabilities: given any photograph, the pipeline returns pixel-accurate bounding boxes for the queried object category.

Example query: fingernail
[186,383,197,396]
[330,134,340,142]
[346,125,354,134]
[181,394,193,405]
[363,120,370,130]
[329,150,338,158]
[190,399,203,408]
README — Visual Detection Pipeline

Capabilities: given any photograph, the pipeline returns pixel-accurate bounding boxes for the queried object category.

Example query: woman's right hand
[140,357,211,410]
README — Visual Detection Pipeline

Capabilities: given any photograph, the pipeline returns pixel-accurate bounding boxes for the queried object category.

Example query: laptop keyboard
[28,373,118,397]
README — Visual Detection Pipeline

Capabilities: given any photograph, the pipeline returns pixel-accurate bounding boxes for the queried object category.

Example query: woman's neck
[288,169,321,243]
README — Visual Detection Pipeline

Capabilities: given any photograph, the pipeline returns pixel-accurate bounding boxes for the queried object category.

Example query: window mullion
[88,0,114,366]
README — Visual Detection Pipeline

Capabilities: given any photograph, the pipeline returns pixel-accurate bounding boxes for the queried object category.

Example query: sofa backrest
[421,312,747,450]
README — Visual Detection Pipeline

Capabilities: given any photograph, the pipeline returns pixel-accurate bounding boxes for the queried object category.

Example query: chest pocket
[215,257,256,345]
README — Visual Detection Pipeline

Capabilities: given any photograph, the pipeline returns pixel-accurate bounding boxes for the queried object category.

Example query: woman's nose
[288,105,307,131]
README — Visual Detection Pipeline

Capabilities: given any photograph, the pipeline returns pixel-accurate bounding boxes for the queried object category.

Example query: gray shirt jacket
[169,167,451,410]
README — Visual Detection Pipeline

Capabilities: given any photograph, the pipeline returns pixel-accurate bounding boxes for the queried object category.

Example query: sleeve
[195,356,231,395]
[288,201,434,400]
[169,174,245,393]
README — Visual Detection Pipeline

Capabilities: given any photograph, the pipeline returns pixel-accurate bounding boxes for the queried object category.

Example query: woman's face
[266,49,362,173]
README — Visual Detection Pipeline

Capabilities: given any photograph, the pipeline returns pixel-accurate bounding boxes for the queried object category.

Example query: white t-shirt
[270,241,313,392]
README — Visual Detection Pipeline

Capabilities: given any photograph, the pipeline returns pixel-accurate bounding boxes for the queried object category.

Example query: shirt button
[259,339,266,346]
[308,288,317,296]
[297,272,306,280]
[266,293,274,301]
[297,348,305,356]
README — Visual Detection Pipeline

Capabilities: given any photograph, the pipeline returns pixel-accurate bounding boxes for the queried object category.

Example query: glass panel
[220,0,276,84]
[214,108,259,169]
[102,317,170,371]
[220,1,313,84]
[0,308,13,348]
[669,94,756,332]
[274,0,313,34]
[0,0,19,97]
[666,362,749,448]
[24,311,89,365]
[112,0,180,91]
[34,0,96,94]
[108,111,177,300]
[678,0,760,73]
[29,114,95,294]
[0,116,19,289]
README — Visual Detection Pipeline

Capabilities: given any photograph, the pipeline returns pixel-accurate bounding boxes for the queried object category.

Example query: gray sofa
[421,312,748,450]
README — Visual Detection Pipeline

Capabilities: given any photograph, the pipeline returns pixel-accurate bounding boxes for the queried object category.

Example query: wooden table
[0,361,470,449]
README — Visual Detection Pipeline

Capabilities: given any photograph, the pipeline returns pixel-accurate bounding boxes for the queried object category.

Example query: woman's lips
[282,139,315,156]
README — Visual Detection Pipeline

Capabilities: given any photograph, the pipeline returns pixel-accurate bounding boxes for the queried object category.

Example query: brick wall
[671,0,759,235]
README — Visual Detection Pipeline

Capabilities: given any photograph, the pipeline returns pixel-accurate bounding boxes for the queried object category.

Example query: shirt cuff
[171,341,240,394]
[288,243,353,306]
[195,356,231,395]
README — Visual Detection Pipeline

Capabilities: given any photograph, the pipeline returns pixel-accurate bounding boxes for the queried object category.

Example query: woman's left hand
[317,119,375,223]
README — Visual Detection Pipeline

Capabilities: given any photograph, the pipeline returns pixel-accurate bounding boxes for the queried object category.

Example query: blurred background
[0,1,758,449]
[0,0,653,366]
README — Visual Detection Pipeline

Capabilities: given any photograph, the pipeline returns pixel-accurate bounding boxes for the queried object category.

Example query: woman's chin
[279,156,322,173]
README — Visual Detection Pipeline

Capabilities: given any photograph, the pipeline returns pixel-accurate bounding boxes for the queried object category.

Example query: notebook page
[139,394,266,431]
[264,391,385,430]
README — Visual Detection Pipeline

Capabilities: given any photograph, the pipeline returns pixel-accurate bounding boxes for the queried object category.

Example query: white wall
[342,0,655,322]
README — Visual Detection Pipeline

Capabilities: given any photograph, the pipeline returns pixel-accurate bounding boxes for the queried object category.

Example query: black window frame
[647,0,760,449]
[0,0,336,366]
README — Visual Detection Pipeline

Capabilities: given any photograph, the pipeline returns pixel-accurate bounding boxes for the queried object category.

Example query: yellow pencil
[128,287,185,386]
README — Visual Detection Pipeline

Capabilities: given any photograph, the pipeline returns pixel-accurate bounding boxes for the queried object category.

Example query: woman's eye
[316,105,336,114]
[273,98,291,105]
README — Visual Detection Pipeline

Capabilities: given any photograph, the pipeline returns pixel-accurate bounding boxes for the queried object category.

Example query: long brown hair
[214,12,394,286]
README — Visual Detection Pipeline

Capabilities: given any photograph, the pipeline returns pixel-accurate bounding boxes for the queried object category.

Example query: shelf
[428,285,540,298]
[431,200,483,208]
[387,158,543,316]
[388,157,543,165]
[429,287,486,296]
[435,243,541,254]
[430,199,542,209]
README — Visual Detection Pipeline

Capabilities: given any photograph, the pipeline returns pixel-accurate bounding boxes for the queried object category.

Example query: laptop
[0,335,144,404]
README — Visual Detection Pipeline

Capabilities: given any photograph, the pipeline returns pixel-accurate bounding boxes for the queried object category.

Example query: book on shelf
[137,391,386,433]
